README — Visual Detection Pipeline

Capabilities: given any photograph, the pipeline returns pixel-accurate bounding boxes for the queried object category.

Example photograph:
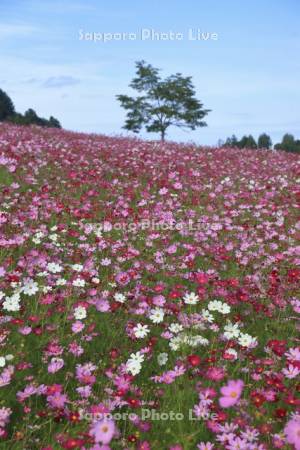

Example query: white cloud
[43,76,80,88]
[0,23,38,39]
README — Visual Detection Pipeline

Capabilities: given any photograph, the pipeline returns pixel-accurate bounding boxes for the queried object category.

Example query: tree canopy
[0,88,61,128]
[0,88,15,121]
[117,60,210,141]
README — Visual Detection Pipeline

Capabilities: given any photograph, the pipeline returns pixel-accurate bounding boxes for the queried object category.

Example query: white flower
[0,291,4,300]
[72,264,83,272]
[114,293,126,303]
[224,322,240,339]
[149,308,164,323]
[169,336,181,351]
[37,271,48,277]
[2,294,21,311]
[47,262,63,274]
[208,300,231,314]
[42,286,52,293]
[92,277,100,284]
[201,310,214,323]
[183,292,199,305]
[33,231,44,243]
[56,278,67,286]
[22,279,39,296]
[208,300,223,311]
[225,348,238,360]
[5,354,13,361]
[72,278,85,287]
[126,351,144,375]
[219,303,231,314]
[187,335,209,347]
[238,333,257,348]
[0,357,6,368]
[157,353,168,366]
[133,323,150,338]
[169,323,183,334]
[74,306,87,320]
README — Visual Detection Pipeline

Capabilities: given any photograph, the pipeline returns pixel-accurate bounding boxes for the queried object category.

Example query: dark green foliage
[224,134,257,149]
[0,88,61,128]
[0,88,15,121]
[117,60,210,141]
[274,134,300,153]
[224,134,239,147]
[258,133,272,149]
[238,135,257,149]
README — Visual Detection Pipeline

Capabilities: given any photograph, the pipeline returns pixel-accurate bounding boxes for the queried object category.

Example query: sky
[0,0,299,145]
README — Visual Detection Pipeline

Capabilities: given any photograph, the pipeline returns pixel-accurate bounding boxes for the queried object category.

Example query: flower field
[0,123,299,449]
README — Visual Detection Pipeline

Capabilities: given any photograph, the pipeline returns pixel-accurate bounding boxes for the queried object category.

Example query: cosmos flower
[219,380,244,408]
[149,308,164,323]
[74,306,87,320]
[90,418,115,444]
[157,353,168,366]
[133,323,150,338]
[284,418,300,450]
[183,292,199,305]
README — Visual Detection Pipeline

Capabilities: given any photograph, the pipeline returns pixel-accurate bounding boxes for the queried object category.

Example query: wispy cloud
[27,0,96,13]
[43,76,80,88]
[0,23,38,39]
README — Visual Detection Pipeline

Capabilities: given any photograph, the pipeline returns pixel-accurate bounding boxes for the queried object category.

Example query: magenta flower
[90,418,115,444]
[284,418,300,450]
[219,379,244,408]
[47,392,68,409]
[115,271,130,286]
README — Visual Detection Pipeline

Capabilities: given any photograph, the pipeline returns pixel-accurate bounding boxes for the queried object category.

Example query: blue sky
[0,0,299,145]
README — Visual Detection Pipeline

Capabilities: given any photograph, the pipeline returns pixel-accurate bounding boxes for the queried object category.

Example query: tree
[24,108,40,125]
[117,60,210,141]
[224,134,238,147]
[258,133,272,149]
[0,89,15,121]
[48,116,61,128]
[274,134,300,153]
[246,135,257,149]
[238,135,257,149]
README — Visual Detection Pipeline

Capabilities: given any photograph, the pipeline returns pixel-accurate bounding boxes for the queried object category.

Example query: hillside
[0,124,299,449]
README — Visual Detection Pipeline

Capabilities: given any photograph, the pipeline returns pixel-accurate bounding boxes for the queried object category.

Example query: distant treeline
[221,133,300,153]
[0,88,61,129]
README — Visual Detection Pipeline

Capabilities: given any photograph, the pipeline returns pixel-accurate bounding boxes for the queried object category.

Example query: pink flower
[206,366,225,381]
[137,441,151,450]
[71,321,85,333]
[96,299,110,312]
[115,271,130,286]
[90,445,111,450]
[219,379,244,408]
[197,443,214,450]
[90,418,115,444]
[152,295,166,306]
[284,418,300,450]
[47,357,64,373]
[47,392,68,409]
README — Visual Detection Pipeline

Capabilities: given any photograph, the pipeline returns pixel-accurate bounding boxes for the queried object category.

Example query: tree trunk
[160,130,165,142]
